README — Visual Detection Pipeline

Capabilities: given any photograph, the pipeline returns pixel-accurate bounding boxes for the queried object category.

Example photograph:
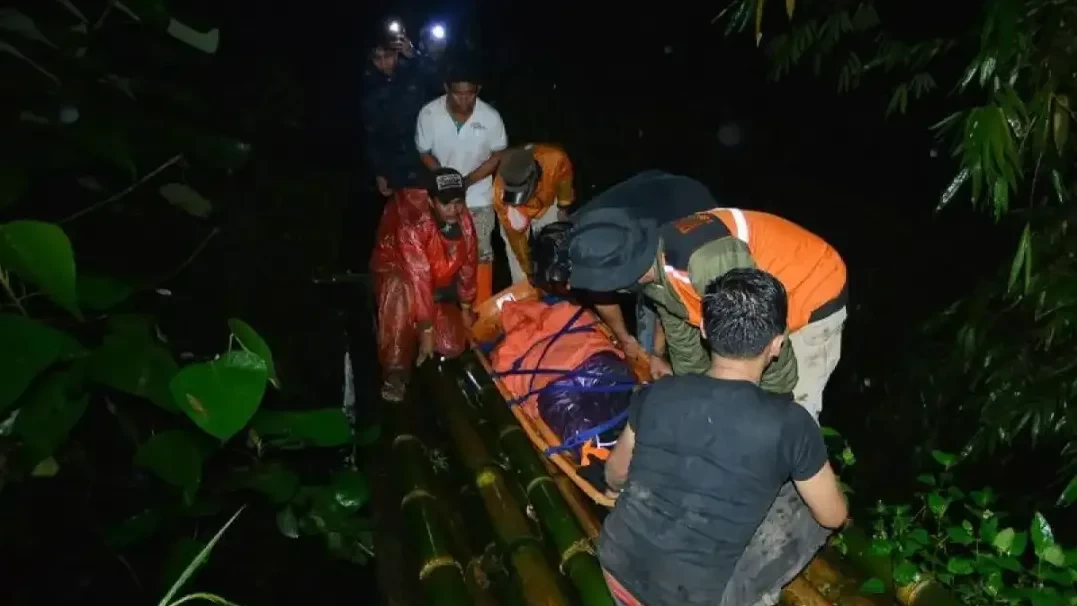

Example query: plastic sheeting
[537,351,636,451]
[375,270,468,376]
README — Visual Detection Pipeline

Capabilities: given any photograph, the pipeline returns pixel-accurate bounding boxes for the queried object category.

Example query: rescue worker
[567,178,848,418]
[599,269,848,606]
[494,144,576,284]
[371,168,478,401]
[535,171,729,378]
[416,62,507,304]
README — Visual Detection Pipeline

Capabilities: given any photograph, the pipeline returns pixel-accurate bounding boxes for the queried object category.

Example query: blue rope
[543,409,631,456]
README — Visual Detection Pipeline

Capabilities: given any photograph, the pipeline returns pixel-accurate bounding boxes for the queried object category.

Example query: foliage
[0,0,371,597]
[824,430,1077,605]
[852,452,1076,605]
[718,0,1077,500]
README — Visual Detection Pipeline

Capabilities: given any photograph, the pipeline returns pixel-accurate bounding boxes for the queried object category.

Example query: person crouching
[371,168,478,401]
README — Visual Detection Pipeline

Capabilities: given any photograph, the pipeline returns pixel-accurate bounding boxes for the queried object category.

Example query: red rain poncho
[371,188,478,374]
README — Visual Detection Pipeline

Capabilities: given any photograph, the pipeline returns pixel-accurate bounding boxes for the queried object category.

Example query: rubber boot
[476,262,493,304]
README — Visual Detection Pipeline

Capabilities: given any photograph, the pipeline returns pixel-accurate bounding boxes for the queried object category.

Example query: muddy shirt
[597,374,828,606]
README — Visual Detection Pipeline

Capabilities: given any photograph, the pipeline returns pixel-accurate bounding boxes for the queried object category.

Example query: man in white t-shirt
[415,63,507,304]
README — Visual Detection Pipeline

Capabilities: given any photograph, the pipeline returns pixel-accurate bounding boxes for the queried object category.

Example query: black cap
[428,167,466,204]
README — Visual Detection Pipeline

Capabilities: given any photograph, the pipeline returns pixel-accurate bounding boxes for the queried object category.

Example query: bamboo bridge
[361,351,962,606]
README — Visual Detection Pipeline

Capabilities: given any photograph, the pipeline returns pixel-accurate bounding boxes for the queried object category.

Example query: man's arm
[415,108,441,172]
[785,408,848,529]
[605,423,636,491]
[553,149,576,208]
[654,303,710,375]
[466,108,508,186]
[595,303,633,344]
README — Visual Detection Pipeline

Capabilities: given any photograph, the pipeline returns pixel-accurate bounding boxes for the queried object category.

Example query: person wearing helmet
[494,144,575,284]
[370,167,478,402]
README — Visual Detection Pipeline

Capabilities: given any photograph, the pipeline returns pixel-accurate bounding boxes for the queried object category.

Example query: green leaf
[970,487,996,508]
[238,462,299,504]
[77,274,135,311]
[159,182,213,218]
[892,560,921,586]
[0,313,85,413]
[927,491,950,517]
[1058,474,1077,507]
[1040,544,1066,567]
[157,506,245,606]
[993,527,1016,554]
[13,371,89,464]
[329,470,371,511]
[947,525,975,545]
[170,351,268,441]
[984,569,1003,596]
[1011,531,1028,556]
[916,473,936,486]
[841,445,856,466]
[1031,512,1056,556]
[859,577,886,595]
[1007,223,1032,294]
[134,429,203,494]
[104,508,164,549]
[277,506,299,538]
[930,449,956,468]
[87,333,179,412]
[870,538,894,556]
[946,556,975,575]
[0,220,81,319]
[820,426,842,439]
[159,538,205,592]
[249,409,350,447]
[228,318,279,389]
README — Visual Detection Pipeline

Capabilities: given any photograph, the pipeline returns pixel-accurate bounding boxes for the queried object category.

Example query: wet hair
[701,268,788,359]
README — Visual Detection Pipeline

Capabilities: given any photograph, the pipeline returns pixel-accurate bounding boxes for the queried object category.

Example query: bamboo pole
[452,354,616,606]
[388,391,473,606]
[423,361,573,606]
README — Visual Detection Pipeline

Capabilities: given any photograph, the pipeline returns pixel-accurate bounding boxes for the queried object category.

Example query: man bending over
[597,268,848,606]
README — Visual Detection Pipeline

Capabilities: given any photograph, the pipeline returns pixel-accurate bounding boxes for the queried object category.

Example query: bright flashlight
[430,24,446,40]
[387,20,401,34]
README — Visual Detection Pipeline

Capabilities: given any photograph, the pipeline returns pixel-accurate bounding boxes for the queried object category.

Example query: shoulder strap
[659,211,734,268]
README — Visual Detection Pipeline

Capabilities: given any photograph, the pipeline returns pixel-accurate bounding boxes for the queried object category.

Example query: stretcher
[469,282,651,508]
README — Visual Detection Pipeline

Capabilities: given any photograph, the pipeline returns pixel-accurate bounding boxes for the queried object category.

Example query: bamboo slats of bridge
[373,353,961,606]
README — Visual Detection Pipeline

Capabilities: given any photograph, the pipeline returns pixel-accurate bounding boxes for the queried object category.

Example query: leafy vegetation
[822,430,1077,605]
[1,1,371,599]
[719,0,1077,510]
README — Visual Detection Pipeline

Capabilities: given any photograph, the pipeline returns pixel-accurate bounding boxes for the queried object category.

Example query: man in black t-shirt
[597,268,848,606]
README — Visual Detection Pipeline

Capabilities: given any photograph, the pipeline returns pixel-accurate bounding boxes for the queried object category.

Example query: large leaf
[170,351,268,441]
[77,274,135,311]
[250,409,350,447]
[0,313,85,413]
[87,332,178,412]
[13,371,89,464]
[228,318,279,388]
[0,220,81,319]
[0,8,56,47]
[235,461,300,504]
[159,183,212,218]
[134,429,203,494]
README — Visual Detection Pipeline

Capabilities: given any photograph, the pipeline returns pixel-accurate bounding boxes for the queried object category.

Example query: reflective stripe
[715,207,750,244]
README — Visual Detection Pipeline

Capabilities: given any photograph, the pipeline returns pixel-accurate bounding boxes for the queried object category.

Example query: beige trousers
[788,306,847,420]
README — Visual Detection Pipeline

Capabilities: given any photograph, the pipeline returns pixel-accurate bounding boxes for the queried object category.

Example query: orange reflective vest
[493,143,575,274]
[659,208,847,332]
